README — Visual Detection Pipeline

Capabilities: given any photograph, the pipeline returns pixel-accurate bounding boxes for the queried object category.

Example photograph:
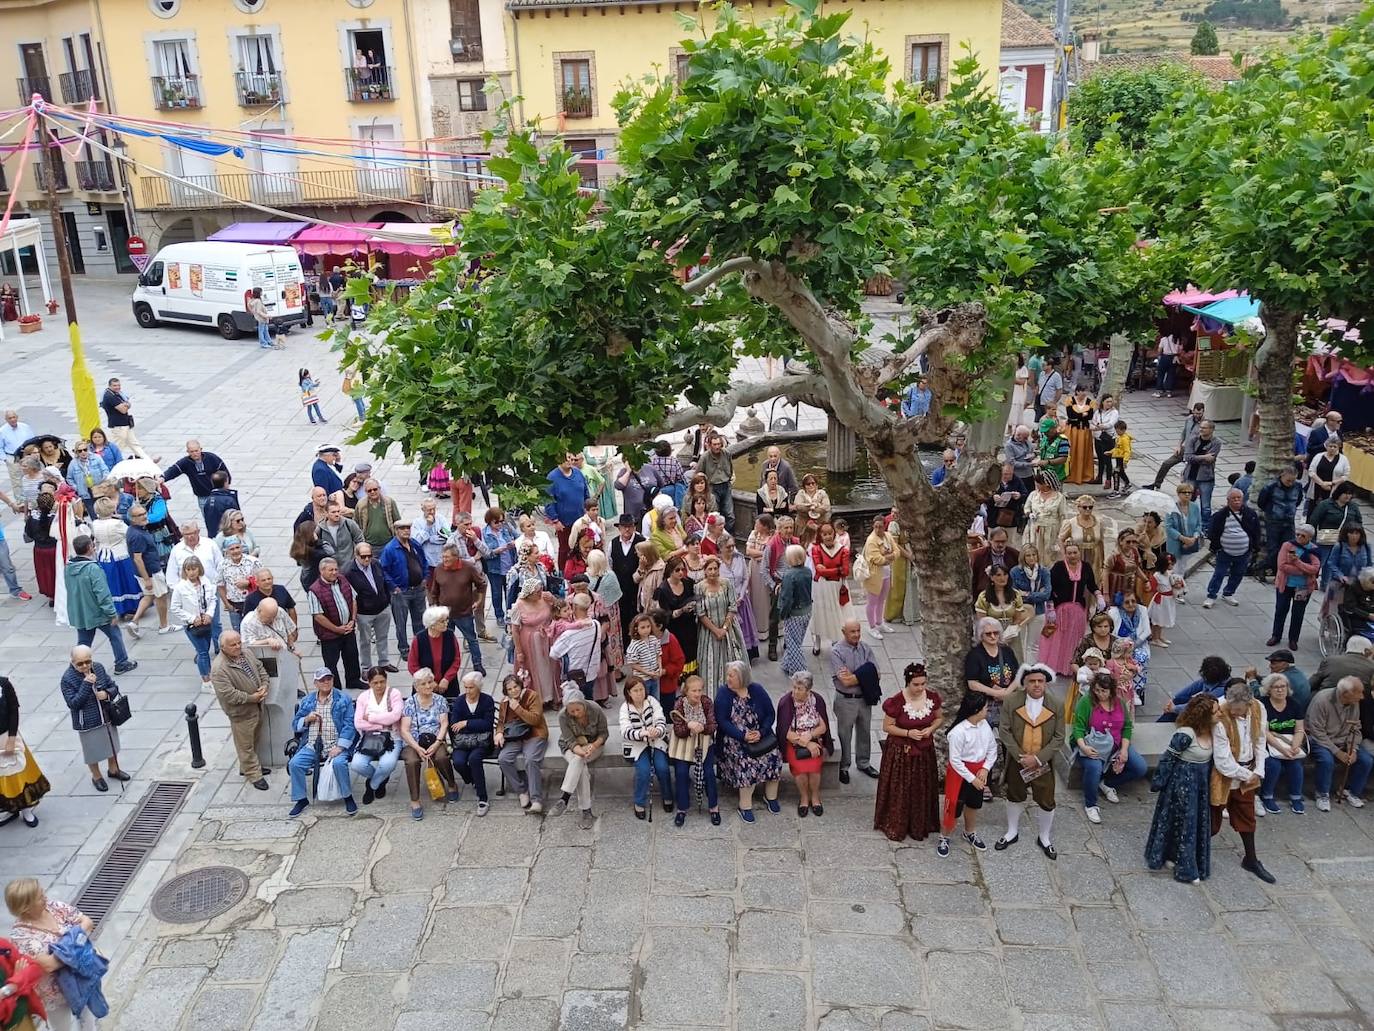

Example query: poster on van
[167,263,181,290]
[284,282,301,310]
[189,265,204,297]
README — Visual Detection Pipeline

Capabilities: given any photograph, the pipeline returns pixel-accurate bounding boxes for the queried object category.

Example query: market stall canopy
[367,222,458,256]
[209,222,309,245]
[1182,295,1262,326]
[291,222,384,255]
[1164,286,1241,307]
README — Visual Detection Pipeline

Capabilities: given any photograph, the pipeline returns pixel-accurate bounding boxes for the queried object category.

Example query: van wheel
[134,304,158,329]
[217,314,241,340]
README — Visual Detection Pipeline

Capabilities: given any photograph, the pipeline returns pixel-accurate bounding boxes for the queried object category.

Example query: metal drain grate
[150,866,249,924]
[74,780,193,928]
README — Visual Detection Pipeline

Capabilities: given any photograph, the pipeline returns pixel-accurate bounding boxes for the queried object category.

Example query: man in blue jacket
[288,668,358,817]
[545,452,588,568]
[380,519,429,656]
[312,444,345,495]
[162,440,230,523]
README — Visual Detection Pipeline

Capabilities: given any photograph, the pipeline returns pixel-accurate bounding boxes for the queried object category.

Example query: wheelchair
[1319,581,1374,658]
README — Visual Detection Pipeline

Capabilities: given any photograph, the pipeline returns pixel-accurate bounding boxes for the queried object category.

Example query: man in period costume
[995,663,1063,860]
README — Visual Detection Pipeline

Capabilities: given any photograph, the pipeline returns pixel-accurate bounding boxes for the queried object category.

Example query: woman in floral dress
[714,660,782,822]
[874,662,942,842]
[696,555,748,691]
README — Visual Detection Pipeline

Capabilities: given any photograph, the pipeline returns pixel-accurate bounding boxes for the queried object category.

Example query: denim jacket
[1010,564,1052,614]
[481,524,519,576]
[292,688,358,752]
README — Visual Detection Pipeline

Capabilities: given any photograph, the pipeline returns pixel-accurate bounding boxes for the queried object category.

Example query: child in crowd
[1068,647,1106,721]
[1107,636,1141,710]
[1229,461,1257,503]
[624,613,664,698]
[1149,553,1179,647]
[298,368,327,424]
[1108,419,1132,497]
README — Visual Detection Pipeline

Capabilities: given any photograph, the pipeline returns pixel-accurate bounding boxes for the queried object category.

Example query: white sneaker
[869,628,884,641]
[1317,794,1331,812]
[880,623,898,633]
[1222,596,1239,607]
[1085,805,1102,824]
[1101,785,1119,804]
[1254,796,1266,818]
[528,800,543,814]
[1202,599,1215,609]
[519,792,530,809]
[157,625,175,635]
[1343,791,1365,809]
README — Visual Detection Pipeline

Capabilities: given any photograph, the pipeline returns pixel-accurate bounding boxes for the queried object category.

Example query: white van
[131,241,307,339]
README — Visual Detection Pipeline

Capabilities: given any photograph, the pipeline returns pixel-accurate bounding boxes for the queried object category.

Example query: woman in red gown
[874,661,942,842]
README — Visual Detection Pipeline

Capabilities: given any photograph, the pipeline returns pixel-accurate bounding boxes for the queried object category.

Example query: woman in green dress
[583,447,619,521]
[884,513,918,625]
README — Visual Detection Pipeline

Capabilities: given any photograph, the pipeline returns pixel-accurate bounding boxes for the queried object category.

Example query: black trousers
[321,632,364,692]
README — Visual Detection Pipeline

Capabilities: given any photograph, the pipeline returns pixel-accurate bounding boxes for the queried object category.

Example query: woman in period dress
[90,496,141,620]
[755,469,791,521]
[1059,494,1108,587]
[874,662,942,842]
[683,493,714,538]
[510,580,561,708]
[745,516,773,647]
[885,514,917,626]
[1106,528,1155,607]
[808,521,854,655]
[1064,386,1097,485]
[634,541,666,614]
[974,566,1030,663]
[1023,472,1069,565]
[1145,694,1218,884]
[696,555,749,692]
[716,536,759,661]
[1007,354,1031,436]
[0,675,49,829]
[24,488,59,604]
[583,446,619,521]
[714,660,782,823]
[586,549,624,673]
[1041,541,1103,677]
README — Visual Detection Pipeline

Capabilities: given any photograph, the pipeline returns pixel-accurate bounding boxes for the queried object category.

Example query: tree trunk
[1256,306,1299,485]
[865,436,990,716]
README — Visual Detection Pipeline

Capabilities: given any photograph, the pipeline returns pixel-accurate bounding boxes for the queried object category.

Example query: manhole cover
[150,866,249,924]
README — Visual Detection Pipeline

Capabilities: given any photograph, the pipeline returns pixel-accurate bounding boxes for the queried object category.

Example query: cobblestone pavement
[0,281,1366,1031]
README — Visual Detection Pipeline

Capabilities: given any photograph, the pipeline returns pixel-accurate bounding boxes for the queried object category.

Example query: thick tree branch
[875,311,946,388]
[742,260,894,438]
[595,372,828,445]
[682,256,763,296]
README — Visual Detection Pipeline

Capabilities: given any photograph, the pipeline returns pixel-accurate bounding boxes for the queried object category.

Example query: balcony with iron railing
[34,158,70,193]
[76,159,116,192]
[153,75,202,111]
[137,167,424,210]
[561,87,591,119]
[59,69,99,104]
[234,70,283,107]
[345,65,395,103]
[17,75,52,105]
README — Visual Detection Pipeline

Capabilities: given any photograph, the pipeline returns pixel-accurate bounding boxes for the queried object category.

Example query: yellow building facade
[503,0,1005,186]
[95,0,429,250]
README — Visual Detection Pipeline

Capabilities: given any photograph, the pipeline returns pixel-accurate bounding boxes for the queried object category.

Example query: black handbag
[744,733,777,757]
[502,720,533,741]
[358,731,392,760]
[792,744,813,760]
[104,694,132,727]
[450,731,492,752]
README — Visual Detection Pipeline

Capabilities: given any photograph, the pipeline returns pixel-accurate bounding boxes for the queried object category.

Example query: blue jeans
[1264,519,1294,574]
[1262,754,1305,801]
[1192,481,1215,521]
[184,612,222,679]
[1078,744,1147,808]
[450,614,485,674]
[349,735,403,789]
[633,746,672,808]
[289,742,352,802]
[1156,353,1176,393]
[711,481,735,534]
[451,745,489,801]
[488,573,507,625]
[1206,550,1248,600]
[1271,586,1311,645]
[305,402,325,424]
[673,750,718,811]
[256,321,272,347]
[641,677,661,700]
[1310,741,1374,797]
[391,586,427,653]
[1317,544,1337,589]
[353,396,366,420]
[76,621,130,667]
[0,538,21,595]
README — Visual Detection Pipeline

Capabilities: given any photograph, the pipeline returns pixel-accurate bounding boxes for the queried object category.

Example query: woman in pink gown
[509,580,561,707]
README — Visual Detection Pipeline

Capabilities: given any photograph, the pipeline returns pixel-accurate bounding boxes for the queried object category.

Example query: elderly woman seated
[287,667,358,818]
[1259,671,1306,815]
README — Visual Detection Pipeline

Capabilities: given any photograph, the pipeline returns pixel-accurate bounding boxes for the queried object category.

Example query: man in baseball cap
[288,666,358,818]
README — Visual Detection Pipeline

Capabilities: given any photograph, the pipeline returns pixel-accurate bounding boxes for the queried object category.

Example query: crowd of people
[0,368,1372,913]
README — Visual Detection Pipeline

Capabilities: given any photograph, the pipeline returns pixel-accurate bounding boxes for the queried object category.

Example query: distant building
[1077,36,1253,86]
[999,1,1057,132]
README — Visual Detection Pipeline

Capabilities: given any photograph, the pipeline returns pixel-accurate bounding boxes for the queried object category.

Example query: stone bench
[1065,721,1178,789]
